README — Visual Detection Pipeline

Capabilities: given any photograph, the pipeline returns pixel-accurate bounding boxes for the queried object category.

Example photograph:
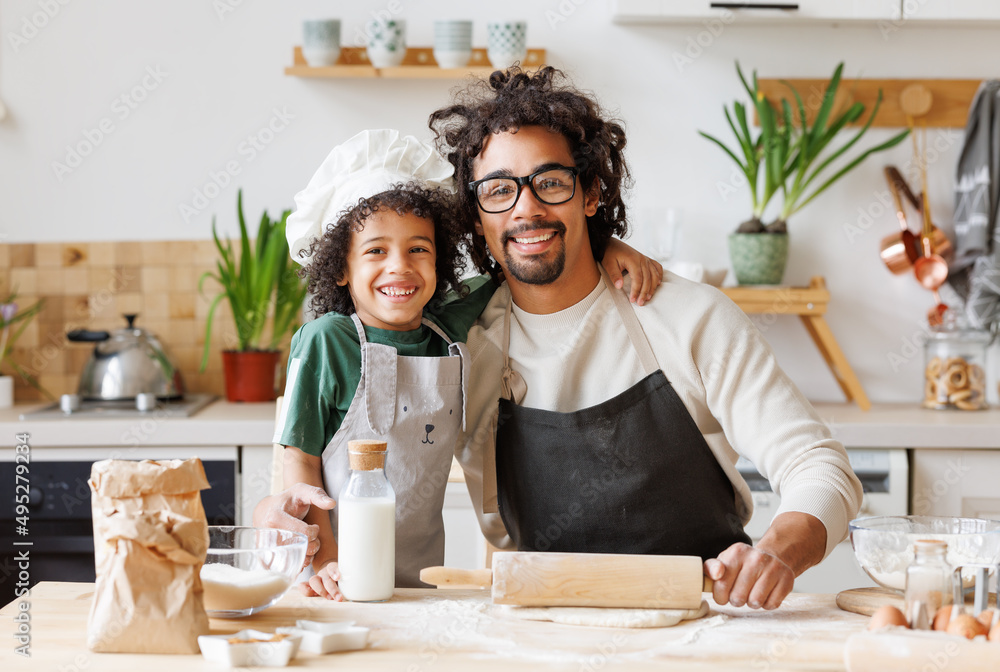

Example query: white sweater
[455,269,863,558]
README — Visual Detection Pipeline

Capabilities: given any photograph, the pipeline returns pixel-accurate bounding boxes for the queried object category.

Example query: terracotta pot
[221,350,280,402]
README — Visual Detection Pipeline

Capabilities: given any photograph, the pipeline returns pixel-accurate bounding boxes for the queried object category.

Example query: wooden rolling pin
[420,551,713,609]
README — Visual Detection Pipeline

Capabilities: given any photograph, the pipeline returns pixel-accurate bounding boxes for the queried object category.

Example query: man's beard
[500,221,567,286]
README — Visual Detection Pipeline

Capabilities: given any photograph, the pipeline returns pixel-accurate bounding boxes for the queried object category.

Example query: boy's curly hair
[302,182,470,317]
[428,66,631,275]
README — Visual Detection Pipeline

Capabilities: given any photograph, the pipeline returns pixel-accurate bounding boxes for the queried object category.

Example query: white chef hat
[286,129,455,266]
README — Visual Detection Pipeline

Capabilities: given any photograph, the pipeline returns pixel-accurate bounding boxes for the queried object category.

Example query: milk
[337,494,395,602]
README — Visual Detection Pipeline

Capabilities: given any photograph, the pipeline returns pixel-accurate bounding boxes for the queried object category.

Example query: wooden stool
[722,277,871,411]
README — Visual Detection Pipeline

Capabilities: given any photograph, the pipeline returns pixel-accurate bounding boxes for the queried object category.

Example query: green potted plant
[0,289,48,406]
[200,189,309,402]
[700,62,910,284]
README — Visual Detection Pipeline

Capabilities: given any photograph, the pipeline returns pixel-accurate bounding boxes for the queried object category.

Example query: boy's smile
[340,210,437,331]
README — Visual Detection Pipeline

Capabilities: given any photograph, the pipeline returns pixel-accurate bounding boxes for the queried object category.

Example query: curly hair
[302,183,470,317]
[428,66,631,275]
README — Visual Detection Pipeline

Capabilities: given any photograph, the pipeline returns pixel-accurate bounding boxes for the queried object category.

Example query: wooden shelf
[757,77,981,128]
[722,276,871,411]
[285,46,547,79]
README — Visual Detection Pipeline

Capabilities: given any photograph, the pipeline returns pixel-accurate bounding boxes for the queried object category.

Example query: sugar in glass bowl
[849,515,1000,592]
[201,526,307,617]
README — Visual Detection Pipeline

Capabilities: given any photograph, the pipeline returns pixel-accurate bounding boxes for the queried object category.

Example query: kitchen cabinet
[611,0,901,23]
[903,0,1000,21]
[911,449,1000,518]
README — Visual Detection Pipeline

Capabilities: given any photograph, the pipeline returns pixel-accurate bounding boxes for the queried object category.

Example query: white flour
[200,563,291,611]
[858,539,995,591]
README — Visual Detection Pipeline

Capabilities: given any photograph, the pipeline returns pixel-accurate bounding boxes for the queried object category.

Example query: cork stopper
[348,440,387,471]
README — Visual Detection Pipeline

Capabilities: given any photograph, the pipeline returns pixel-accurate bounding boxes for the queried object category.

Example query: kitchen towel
[950,80,1000,330]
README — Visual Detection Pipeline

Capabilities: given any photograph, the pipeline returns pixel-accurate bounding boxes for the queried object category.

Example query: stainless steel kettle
[67,314,184,400]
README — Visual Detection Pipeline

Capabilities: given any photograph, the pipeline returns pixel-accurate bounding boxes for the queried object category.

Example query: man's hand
[704,512,827,610]
[704,543,794,610]
[253,483,336,569]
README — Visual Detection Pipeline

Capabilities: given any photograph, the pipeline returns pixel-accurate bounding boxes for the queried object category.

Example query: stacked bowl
[434,20,472,69]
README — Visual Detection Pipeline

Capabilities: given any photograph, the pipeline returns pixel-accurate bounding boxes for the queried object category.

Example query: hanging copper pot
[879,166,952,275]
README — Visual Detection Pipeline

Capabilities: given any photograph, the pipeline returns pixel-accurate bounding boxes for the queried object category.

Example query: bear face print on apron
[494,270,751,560]
[321,314,468,588]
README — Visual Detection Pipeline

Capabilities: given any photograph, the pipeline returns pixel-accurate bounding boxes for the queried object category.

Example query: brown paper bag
[87,458,211,654]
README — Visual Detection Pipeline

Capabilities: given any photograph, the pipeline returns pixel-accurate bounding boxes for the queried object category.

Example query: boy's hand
[602,238,664,306]
[301,560,344,601]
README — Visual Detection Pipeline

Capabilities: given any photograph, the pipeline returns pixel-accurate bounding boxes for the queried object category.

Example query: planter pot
[0,375,12,408]
[221,350,280,402]
[728,232,789,285]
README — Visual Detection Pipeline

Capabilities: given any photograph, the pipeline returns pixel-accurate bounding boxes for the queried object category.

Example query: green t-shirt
[275,275,498,456]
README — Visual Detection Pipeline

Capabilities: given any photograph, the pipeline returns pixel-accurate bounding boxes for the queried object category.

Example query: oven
[737,448,909,594]
[0,446,236,607]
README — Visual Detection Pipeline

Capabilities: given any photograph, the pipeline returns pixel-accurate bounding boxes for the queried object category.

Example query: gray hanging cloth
[949,80,1000,329]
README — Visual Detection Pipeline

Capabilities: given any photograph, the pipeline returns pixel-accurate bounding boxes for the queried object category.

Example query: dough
[501,599,709,628]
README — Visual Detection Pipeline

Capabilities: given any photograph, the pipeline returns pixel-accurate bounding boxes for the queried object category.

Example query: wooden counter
[2,582,870,671]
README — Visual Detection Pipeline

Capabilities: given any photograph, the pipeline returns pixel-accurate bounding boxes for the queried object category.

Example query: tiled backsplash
[0,241,295,403]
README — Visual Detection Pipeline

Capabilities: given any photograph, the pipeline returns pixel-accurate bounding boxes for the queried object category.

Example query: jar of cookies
[923,325,991,410]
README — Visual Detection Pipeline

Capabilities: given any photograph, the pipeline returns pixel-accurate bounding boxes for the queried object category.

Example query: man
[430,67,863,611]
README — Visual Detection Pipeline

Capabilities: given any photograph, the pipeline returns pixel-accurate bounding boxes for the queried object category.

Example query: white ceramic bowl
[199,629,301,667]
[434,49,472,68]
[201,526,307,618]
[849,515,1000,592]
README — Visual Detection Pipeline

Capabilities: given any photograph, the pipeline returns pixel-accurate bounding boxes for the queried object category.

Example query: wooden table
[1,582,870,671]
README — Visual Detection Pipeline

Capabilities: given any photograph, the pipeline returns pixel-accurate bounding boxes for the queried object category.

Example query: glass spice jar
[905,539,953,630]
[923,323,991,411]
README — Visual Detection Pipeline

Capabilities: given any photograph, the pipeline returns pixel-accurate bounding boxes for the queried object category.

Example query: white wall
[2,0,999,405]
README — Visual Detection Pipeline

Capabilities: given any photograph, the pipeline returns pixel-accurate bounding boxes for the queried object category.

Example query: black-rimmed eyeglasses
[468,166,579,214]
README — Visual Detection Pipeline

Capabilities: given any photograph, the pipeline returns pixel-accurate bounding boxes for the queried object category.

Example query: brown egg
[989,622,1000,642]
[976,609,996,629]
[945,614,988,639]
[933,605,959,631]
[868,605,908,631]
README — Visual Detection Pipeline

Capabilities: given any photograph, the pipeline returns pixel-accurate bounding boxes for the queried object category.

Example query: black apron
[494,270,752,560]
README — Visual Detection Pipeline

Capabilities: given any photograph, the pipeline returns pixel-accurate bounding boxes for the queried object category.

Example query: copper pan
[879,166,953,274]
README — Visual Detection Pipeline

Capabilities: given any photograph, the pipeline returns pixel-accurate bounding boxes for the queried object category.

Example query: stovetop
[19,394,218,420]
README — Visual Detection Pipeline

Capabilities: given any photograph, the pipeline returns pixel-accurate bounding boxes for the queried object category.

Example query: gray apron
[321,313,468,588]
[493,269,751,559]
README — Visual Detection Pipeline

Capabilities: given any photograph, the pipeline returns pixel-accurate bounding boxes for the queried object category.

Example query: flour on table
[499,599,709,628]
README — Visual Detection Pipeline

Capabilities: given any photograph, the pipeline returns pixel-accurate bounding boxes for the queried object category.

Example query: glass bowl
[849,515,1000,592]
[201,526,307,617]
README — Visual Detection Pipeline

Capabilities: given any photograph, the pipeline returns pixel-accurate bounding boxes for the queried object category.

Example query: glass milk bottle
[338,440,395,602]
[905,539,952,629]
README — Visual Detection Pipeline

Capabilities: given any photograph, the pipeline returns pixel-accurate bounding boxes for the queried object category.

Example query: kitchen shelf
[722,276,871,411]
[285,46,547,79]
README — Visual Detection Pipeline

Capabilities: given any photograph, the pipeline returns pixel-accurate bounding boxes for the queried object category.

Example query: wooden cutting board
[836,587,904,616]
[837,586,998,616]
[421,551,713,610]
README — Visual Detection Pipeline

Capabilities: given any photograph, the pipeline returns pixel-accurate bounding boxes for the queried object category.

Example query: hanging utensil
[908,118,949,325]
[879,166,921,274]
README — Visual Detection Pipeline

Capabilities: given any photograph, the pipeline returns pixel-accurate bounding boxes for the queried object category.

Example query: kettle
[67,314,185,401]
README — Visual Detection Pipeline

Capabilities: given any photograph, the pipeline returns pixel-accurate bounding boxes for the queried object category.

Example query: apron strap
[422,317,469,431]
[599,267,659,376]
[500,300,528,403]
[351,313,397,434]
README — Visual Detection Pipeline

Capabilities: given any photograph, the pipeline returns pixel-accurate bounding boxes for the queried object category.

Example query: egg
[976,609,995,629]
[989,622,1000,642]
[932,605,959,631]
[945,613,988,639]
[868,605,908,631]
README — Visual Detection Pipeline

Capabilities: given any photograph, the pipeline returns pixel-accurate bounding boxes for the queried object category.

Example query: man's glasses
[468,166,579,214]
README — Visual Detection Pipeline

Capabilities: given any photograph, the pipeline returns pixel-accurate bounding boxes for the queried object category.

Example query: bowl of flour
[849,515,1000,592]
[201,526,308,617]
